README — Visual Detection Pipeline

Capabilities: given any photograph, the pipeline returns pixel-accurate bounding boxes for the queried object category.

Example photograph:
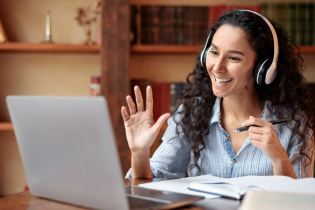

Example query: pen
[232,118,291,132]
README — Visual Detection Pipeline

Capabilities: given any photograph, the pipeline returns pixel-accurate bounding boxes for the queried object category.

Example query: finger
[146,86,153,114]
[121,106,130,122]
[248,126,268,135]
[251,139,263,148]
[249,133,264,142]
[126,95,137,115]
[134,86,144,112]
[152,113,171,132]
[242,116,270,127]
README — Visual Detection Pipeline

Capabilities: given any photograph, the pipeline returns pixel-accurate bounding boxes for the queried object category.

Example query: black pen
[232,118,291,132]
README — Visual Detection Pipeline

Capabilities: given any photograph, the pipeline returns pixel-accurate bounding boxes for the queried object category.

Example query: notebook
[188,175,315,200]
[6,96,204,210]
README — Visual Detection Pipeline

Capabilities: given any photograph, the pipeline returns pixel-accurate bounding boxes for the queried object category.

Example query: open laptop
[6,96,204,210]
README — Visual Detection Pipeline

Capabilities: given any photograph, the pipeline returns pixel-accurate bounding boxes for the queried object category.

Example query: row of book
[130,80,186,122]
[130,3,315,46]
[260,3,315,46]
[130,5,260,46]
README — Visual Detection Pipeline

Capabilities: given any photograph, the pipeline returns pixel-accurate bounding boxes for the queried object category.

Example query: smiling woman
[122,10,315,180]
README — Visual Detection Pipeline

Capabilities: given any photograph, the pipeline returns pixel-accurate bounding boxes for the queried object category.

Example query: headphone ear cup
[253,59,272,85]
[202,48,210,68]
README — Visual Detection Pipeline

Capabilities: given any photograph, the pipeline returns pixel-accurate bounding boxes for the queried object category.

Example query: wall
[0,0,101,196]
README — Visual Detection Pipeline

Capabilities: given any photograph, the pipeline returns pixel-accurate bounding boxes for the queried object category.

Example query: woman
[121,10,315,179]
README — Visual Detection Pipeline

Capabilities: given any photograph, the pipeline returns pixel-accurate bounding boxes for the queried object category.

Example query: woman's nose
[212,56,226,73]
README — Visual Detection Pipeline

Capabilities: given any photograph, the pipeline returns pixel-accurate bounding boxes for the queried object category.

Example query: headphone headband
[200,10,279,85]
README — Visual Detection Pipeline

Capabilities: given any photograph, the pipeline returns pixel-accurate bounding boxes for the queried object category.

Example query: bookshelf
[0,43,100,53]
[1,43,315,54]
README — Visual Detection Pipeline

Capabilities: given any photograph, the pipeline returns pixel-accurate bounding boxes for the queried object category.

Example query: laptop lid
[7,96,129,210]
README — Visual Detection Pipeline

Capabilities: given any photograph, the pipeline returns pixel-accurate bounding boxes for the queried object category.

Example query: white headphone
[200,10,279,85]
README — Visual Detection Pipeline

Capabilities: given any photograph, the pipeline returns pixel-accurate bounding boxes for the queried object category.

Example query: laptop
[6,96,204,210]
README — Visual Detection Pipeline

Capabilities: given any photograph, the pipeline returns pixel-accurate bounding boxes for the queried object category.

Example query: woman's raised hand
[121,86,170,155]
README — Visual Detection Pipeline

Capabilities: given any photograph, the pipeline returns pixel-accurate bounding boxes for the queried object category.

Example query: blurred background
[0,0,314,197]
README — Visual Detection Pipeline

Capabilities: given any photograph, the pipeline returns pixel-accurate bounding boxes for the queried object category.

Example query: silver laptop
[6,96,203,210]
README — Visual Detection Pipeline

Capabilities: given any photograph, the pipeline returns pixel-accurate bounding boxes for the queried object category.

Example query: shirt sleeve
[125,105,191,179]
[287,125,314,178]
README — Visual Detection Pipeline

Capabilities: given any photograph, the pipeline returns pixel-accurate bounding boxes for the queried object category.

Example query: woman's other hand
[243,116,297,178]
[243,116,287,162]
[121,85,170,155]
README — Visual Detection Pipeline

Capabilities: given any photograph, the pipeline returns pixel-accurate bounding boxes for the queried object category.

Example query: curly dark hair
[173,10,315,177]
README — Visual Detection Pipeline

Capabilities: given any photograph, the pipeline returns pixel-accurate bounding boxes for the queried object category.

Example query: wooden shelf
[130,45,203,54]
[0,43,315,54]
[296,46,315,54]
[0,42,100,53]
[0,123,13,131]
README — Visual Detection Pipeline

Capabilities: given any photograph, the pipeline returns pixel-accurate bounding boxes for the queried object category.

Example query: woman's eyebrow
[211,43,244,56]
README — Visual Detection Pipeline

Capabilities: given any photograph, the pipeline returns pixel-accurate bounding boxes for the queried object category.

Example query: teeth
[215,77,232,83]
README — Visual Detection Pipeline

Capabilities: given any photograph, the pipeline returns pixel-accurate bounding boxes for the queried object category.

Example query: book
[285,3,296,40]
[153,82,169,123]
[188,175,315,200]
[240,190,315,210]
[169,82,186,114]
[0,17,8,43]
[295,3,306,46]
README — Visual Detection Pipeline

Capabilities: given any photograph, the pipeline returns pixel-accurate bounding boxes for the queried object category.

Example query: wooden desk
[0,179,241,210]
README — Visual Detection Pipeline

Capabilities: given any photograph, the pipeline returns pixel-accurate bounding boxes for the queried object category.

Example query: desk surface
[0,179,241,210]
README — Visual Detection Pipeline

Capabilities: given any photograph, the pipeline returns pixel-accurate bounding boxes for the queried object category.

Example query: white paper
[254,178,315,194]
[139,174,222,199]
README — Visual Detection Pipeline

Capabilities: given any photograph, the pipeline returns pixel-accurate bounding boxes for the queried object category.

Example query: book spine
[154,82,161,122]
[277,3,286,29]
[250,5,261,13]
[260,3,266,16]
[285,3,296,40]
[165,6,171,45]
[295,3,305,46]
[169,83,176,114]
[209,6,219,27]
[177,6,184,45]
[152,6,160,45]
[130,5,137,45]
[136,5,142,45]
[148,6,154,44]
[141,6,147,44]
[200,7,209,45]
[183,6,190,45]
[169,6,175,45]
[160,83,170,117]
[159,6,165,45]
[304,3,311,46]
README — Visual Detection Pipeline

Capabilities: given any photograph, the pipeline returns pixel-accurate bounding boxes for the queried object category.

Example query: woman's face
[206,24,257,98]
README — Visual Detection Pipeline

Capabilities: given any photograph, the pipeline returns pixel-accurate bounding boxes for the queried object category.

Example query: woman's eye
[210,51,218,55]
[230,57,240,61]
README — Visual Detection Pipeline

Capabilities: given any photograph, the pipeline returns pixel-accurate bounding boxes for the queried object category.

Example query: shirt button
[224,136,228,140]
[232,159,236,164]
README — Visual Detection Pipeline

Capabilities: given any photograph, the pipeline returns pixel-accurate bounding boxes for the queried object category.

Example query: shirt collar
[210,97,280,134]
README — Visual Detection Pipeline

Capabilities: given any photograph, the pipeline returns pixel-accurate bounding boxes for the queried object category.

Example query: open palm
[121,86,170,154]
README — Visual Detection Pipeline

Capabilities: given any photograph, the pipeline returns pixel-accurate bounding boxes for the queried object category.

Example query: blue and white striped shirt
[126,97,314,179]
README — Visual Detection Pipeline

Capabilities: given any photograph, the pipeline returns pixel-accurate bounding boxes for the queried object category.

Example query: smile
[215,76,233,84]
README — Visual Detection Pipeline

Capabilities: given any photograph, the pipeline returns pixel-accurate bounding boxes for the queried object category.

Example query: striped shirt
[126,97,314,179]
